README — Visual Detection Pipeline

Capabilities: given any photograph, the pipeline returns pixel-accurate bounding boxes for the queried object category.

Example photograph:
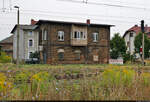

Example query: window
[75,50,81,60]
[28,31,32,36]
[58,52,64,60]
[58,49,64,60]
[77,31,80,39]
[43,30,47,40]
[130,33,133,37]
[74,31,77,38]
[93,32,99,42]
[29,39,33,47]
[74,31,86,39]
[29,52,33,59]
[58,31,64,41]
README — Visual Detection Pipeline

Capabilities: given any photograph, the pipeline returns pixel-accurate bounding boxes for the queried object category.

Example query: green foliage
[100,66,135,87]
[110,33,127,59]
[141,73,150,86]
[30,51,40,59]
[14,72,30,84]
[30,72,50,96]
[134,32,150,58]
[0,52,11,63]
[123,53,136,63]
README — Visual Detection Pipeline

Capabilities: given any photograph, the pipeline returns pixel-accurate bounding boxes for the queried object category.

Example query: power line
[0,9,149,25]
[58,0,150,11]
[1,8,148,23]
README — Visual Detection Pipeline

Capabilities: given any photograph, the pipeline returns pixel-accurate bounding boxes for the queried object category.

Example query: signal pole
[141,20,145,66]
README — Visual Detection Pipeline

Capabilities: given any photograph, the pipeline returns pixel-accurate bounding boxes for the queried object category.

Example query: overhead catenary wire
[57,0,150,11]
[0,8,150,24]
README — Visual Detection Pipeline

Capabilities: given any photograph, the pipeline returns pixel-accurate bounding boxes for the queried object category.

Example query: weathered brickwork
[37,20,111,64]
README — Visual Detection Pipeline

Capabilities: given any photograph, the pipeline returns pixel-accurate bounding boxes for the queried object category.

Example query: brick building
[36,19,113,64]
[0,35,13,57]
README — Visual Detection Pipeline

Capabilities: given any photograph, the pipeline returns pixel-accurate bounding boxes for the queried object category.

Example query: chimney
[87,19,90,25]
[31,19,37,25]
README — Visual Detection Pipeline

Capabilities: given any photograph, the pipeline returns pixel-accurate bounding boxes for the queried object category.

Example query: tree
[134,32,150,58]
[110,33,127,59]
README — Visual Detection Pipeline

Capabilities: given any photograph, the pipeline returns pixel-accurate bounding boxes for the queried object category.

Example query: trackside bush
[141,73,150,86]
[0,52,11,63]
[100,66,135,87]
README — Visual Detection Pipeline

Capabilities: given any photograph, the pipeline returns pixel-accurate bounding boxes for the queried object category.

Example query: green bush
[14,72,30,84]
[100,67,135,88]
[0,52,11,63]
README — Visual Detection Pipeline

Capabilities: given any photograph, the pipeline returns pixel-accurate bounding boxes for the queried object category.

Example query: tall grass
[0,64,150,100]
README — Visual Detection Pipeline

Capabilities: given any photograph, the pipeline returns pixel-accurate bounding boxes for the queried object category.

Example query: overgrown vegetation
[134,32,150,58]
[0,52,11,63]
[0,64,150,100]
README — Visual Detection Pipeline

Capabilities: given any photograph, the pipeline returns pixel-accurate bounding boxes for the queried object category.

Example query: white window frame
[93,32,99,42]
[58,31,64,41]
[43,30,47,40]
[74,31,86,39]
[28,39,34,47]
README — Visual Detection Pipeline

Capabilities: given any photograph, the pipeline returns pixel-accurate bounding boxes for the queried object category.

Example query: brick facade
[37,20,112,64]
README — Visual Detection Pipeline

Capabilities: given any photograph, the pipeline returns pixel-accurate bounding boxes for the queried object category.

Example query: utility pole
[14,6,20,67]
[141,20,145,66]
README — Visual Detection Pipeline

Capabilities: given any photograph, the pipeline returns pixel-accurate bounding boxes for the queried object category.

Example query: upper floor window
[29,39,33,47]
[130,33,133,37]
[28,31,33,36]
[43,30,47,40]
[73,31,86,39]
[93,32,99,42]
[58,31,64,41]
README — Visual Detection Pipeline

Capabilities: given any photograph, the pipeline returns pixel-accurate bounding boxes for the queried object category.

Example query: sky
[0,0,150,41]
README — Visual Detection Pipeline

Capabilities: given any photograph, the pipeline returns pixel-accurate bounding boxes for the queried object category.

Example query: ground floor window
[75,50,81,60]
[93,55,99,61]
[58,52,64,61]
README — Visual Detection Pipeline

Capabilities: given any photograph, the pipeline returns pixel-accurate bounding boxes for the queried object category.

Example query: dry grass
[0,63,150,100]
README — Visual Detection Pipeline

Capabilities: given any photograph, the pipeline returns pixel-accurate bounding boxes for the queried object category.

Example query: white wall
[13,29,39,61]
[124,31,136,55]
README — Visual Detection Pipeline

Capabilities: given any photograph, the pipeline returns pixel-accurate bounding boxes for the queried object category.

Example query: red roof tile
[123,25,150,38]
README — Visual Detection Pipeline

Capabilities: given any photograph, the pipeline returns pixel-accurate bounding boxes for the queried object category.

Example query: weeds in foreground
[0,64,150,100]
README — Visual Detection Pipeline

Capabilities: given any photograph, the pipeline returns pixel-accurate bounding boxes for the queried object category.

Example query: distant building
[0,35,13,57]
[11,19,39,62]
[36,19,113,64]
[123,25,150,56]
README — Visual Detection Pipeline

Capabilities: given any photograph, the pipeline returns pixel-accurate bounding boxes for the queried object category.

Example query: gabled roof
[11,25,38,34]
[36,19,114,27]
[0,35,13,44]
[123,25,150,38]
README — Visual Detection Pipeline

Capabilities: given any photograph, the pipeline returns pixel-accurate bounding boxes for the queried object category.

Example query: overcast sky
[0,0,150,41]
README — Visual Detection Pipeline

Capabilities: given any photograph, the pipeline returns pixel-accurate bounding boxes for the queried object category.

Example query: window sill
[93,41,98,43]
[58,40,64,42]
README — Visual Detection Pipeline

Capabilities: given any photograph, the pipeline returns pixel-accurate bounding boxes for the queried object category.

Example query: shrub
[100,66,135,88]
[0,73,12,99]
[141,73,150,86]
[0,52,11,63]
[30,72,50,97]
[14,72,30,84]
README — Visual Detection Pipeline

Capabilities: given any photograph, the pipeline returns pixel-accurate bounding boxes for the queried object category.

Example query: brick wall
[39,23,110,64]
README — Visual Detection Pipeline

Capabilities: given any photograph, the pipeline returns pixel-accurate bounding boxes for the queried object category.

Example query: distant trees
[110,33,127,59]
[134,32,150,58]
